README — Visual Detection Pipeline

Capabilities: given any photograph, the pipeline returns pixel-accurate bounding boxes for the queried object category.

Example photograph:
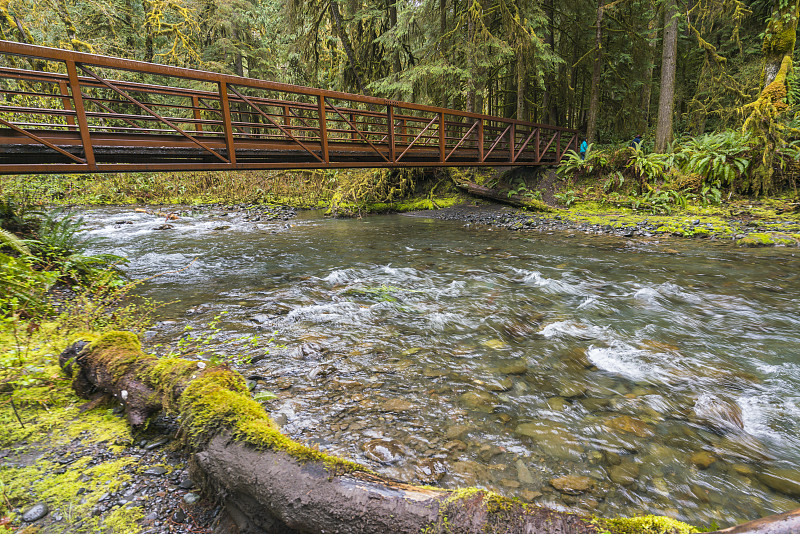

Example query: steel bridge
[0,41,577,175]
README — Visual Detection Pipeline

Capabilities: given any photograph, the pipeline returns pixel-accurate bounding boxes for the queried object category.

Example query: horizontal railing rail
[0,40,578,174]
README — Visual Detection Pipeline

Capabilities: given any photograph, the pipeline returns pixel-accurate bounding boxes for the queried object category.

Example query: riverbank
[413,199,800,247]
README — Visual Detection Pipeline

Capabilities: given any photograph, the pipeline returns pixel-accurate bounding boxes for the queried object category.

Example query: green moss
[88,332,146,381]
[736,232,798,247]
[102,506,145,534]
[595,515,699,534]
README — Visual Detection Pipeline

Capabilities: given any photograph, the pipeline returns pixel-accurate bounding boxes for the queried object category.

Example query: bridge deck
[0,41,577,174]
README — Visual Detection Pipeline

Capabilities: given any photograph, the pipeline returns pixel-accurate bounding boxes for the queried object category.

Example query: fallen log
[454,180,555,212]
[58,332,799,534]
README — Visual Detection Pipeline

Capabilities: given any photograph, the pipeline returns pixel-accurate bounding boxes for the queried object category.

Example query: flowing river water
[83,206,800,528]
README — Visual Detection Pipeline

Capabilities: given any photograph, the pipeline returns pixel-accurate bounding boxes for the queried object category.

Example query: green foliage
[674,131,751,190]
[627,145,668,186]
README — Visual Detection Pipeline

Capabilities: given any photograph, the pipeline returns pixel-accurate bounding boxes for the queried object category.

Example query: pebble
[144,466,168,476]
[184,493,201,504]
[21,503,49,522]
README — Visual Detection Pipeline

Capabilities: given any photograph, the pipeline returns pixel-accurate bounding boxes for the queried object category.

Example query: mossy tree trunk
[742,0,800,195]
[59,333,800,534]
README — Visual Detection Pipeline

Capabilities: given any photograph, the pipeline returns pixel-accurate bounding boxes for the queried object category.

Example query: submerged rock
[603,415,654,438]
[362,438,407,464]
[757,468,800,498]
[691,394,744,434]
[550,475,594,495]
[459,390,498,413]
[609,461,639,486]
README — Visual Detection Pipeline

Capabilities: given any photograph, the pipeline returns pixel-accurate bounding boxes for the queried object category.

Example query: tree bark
[329,0,367,95]
[586,0,604,143]
[640,15,657,133]
[654,0,678,152]
[761,0,800,89]
[58,334,800,534]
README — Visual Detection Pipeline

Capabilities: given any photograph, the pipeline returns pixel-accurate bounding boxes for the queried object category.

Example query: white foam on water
[287,301,366,324]
[577,297,598,310]
[427,311,465,331]
[323,269,355,285]
[433,280,466,298]
[539,321,604,340]
[633,286,661,302]
[514,268,583,295]
[586,343,667,383]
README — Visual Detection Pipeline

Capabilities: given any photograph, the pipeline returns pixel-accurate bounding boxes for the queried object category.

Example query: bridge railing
[0,40,578,173]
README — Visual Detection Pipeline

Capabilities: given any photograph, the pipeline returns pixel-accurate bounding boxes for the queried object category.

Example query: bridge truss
[0,41,577,174]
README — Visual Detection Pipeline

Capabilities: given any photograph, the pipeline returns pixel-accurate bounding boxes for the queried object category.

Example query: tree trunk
[586,0,603,143]
[542,0,556,124]
[654,0,678,152]
[467,16,476,114]
[59,334,800,534]
[329,0,367,95]
[640,16,657,133]
[58,333,600,534]
[761,0,800,89]
[388,0,401,75]
[516,51,525,121]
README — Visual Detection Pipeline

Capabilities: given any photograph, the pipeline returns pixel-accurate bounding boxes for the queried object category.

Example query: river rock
[549,475,594,495]
[483,339,507,350]
[423,367,448,378]
[21,503,49,522]
[556,382,587,398]
[547,397,567,411]
[516,460,537,485]
[603,415,654,438]
[756,468,800,497]
[380,398,415,412]
[416,459,446,484]
[497,360,528,375]
[515,421,583,460]
[445,425,471,440]
[459,390,498,412]
[690,450,716,470]
[485,378,513,391]
[691,394,744,434]
[362,438,406,464]
[609,461,639,486]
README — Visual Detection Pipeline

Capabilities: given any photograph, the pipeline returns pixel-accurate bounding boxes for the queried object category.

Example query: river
[83,206,800,528]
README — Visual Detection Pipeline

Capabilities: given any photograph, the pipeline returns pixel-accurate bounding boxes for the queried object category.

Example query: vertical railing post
[387,104,395,163]
[401,118,407,147]
[509,123,516,162]
[318,96,329,164]
[192,96,203,132]
[535,127,540,163]
[478,119,484,162]
[438,112,445,163]
[556,130,562,161]
[218,81,236,165]
[65,60,95,169]
[350,113,358,141]
[58,81,75,128]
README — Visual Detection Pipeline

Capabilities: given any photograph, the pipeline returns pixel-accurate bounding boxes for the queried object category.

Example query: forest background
[1,0,800,203]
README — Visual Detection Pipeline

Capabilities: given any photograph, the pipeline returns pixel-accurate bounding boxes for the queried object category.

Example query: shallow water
[84,206,800,527]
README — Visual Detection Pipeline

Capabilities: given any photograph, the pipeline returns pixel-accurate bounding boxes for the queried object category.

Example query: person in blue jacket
[580,139,588,159]
[629,134,642,148]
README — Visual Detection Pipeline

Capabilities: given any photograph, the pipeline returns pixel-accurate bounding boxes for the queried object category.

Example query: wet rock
[714,434,775,463]
[691,484,711,503]
[501,479,521,488]
[756,468,800,497]
[154,224,174,230]
[445,425,471,440]
[483,339,507,350]
[691,394,744,434]
[183,493,200,504]
[178,475,194,490]
[22,503,49,522]
[550,475,594,495]
[143,466,167,476]
[690,450,716,470]
[172,508,187,523]
[556,382,586,398]
[485,378,513,392]
[362,439,406,464]
[546,397,567,411]
[416,459,447,484]
[516,460,536,485]
[561,347,592,368]
[497,360,527,375]
[515,421,583,459]
[521,490,543,501]
[380,398,415,412]
[609,461,639,486]
[603,415,654,438]
[459,390,498,412]
[451,461,490,485]
[581,397,611,412]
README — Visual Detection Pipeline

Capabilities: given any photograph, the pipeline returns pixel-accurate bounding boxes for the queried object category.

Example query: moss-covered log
[58,332,800,534]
